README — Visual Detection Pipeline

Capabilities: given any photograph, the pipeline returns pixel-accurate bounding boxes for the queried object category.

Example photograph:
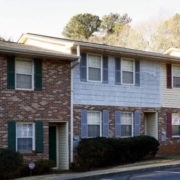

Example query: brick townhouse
[1,33,180,171]
[0,40,79,170]
[18,33,180,157]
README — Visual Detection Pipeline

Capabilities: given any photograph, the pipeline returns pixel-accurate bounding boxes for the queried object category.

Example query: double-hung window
[87,54,102,81]
[87,111,102,138]
[121,112,133,137]
[172,113,180,136]
[15,59,34,90]
[121,59,134,84]
[172,65,180,88]
[16,123,35,153]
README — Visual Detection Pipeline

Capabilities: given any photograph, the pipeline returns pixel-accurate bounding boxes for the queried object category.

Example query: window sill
[121,83,135,86]
[15,88,34,91]
[121,136,133,138]
[19,150,36,156]
[172,136,180,138]
[87,80,102,83]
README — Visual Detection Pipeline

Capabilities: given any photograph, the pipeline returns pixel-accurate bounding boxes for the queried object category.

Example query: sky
[0,0,179,42]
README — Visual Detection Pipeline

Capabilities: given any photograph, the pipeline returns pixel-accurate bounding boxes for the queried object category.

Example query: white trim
[70,68,74,163]
[65,122,69,169]
[121,58,135,85]
[87,53,102,82]
[49,122,69,170]
[15,58,34,90]
[121,112,133,138]
[16,122,35,152]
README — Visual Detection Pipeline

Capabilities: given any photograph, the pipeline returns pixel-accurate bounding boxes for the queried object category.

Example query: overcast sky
[0,0,179,42]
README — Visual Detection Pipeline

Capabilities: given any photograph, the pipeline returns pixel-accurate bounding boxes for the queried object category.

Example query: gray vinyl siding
[74,56,161,107]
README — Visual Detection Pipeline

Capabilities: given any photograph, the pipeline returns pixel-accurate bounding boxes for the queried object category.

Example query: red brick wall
[0,55,71,162]
[74,105,180,156]
[157,108,180,155]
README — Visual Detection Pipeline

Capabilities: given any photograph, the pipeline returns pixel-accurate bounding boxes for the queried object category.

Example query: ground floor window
[16,123,35,152]
[121,112,133,137]
[172,113,180,136]
[87,111,102,138]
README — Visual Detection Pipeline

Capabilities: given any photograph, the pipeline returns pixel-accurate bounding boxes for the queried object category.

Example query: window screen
[16,123,33,152]
[173,66,180,88]
[121,112,133,137]
[88,111,101,137]
[16,60,33,89]
[172,113,180,136]
[122,59,134,84]
[88,55,101,81]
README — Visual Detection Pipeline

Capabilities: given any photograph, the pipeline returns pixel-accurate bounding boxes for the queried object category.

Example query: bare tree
[150,14,180,52]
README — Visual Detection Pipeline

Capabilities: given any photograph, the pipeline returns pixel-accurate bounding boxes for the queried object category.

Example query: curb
[43,162,180,180]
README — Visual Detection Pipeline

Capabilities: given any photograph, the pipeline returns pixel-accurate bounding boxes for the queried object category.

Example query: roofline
[163,47,180,55]
[0,45,79,61]
[18,33,180,62]
[18,33,74,44]
[73,41,180,62]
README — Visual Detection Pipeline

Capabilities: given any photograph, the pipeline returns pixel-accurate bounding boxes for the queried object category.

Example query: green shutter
[7,56,15,89]
[8,121,16,151]
[35,121,44,153]
[34,59,42,90]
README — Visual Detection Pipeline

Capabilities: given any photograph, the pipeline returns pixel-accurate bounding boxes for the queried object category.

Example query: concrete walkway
[16,157,180,180]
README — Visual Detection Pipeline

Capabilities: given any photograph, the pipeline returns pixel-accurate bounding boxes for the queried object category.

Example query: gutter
[70,45,80,163]
[0,46,79,61]
[73,42,180,62]
[71,45,80,68]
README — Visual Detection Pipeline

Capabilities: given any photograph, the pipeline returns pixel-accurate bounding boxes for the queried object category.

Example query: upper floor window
[7,56,42,91]
[15,59,34,90]
[172,65,180,88]
[87,54,102,82]
[121,59,134,84]
[16,123,35,153]
[121,112,133,137]
[87,111,102,138]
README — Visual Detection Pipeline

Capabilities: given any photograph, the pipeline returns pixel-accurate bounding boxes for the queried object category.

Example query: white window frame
[121,58,135,85]
[87,53,102,82]
[15,58,34,90]
[172,113,180,137]
[172,65,180,88]
[16,122,35,152]
[87,111,102,138]
[121,112,133,137]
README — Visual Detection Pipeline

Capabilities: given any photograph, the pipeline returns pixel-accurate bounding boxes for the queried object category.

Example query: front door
[49,126,57,167]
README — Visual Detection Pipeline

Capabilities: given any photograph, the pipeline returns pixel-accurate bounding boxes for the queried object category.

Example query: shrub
[76,136,160,168]
[0,148,23,179]
[19,164,30,177]
[125,136,160,162]
[33,159,54,175]
[77,137,117,168]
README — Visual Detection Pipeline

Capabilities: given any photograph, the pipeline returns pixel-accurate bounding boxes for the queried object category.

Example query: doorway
[144,112,158,139]
[48,122,69,170]
[49,126,57,167]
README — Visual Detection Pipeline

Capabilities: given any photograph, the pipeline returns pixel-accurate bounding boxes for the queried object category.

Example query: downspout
[70,45,80,162]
